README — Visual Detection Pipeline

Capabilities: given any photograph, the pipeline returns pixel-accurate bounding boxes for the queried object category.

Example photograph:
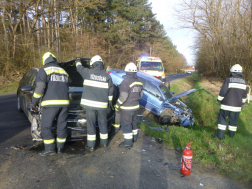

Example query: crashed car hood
[169,89,197,101]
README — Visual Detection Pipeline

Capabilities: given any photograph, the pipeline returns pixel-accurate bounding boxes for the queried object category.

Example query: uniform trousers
[86,109,108,147]
[41,107,68,151]
[217,109,240,139]
[121,110,138,145]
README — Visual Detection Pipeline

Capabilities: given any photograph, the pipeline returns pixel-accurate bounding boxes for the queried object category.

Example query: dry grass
[201,76,223,96]
[0,71,23,86]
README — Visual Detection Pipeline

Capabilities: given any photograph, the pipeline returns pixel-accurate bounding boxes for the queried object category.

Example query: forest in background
[0,0,187,82]
[177,0,252,84]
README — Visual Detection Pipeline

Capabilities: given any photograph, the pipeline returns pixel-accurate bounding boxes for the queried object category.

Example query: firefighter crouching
[215,64,248,140]
[75,55,114,152]
[115,63,143,148]
[31,52,69,156]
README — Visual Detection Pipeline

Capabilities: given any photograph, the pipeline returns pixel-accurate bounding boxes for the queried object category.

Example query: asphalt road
[0,78,248,189]
[165,73,193,84]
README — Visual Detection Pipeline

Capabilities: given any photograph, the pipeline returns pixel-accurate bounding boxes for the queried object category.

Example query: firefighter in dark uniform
[115,62,143,148]
[32,52,69,156]
[216,64,248,140]
[75,55,114,152]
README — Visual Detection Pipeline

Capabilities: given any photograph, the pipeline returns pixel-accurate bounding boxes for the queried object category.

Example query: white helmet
[230,64,242,73]
[90,55,103,66]
[125,62,137,72]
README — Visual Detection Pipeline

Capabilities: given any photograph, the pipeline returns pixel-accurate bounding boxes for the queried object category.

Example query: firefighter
[31,52,69,156]
[215,64,248,140]
[75,56,114,152]
[115,62,143,148]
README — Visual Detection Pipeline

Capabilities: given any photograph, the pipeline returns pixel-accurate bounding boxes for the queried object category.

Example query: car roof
[109,69,164,86]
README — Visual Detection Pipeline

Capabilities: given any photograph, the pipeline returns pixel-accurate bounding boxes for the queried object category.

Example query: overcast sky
[148,0,196,66]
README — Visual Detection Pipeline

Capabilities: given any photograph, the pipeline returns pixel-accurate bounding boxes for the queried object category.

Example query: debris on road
[11,146,21,150]
[167,163,179,170]
[152,171,160,177]
[66,154,84,159]
[157,138,163,144]
[164,162,179,170]
[148,126,165,132]
[199,183,204,186]
[142,149,146,152]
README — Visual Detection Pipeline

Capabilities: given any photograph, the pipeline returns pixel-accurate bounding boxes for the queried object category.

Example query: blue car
[109,69,196,127]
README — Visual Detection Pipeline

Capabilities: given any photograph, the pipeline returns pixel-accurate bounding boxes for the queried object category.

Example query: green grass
[0,82,18,93]
[140,74,252,183]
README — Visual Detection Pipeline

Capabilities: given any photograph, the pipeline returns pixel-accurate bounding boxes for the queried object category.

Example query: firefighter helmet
[230,64,242,73]
[90,55,103,66]
[42,52,57,65]
[125,62,137,72]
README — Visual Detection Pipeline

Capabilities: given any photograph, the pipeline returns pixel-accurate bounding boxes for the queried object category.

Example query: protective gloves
[107,102,113,114]
[114,104,121,112]
[28,103,38,113]
[75,57,81,66]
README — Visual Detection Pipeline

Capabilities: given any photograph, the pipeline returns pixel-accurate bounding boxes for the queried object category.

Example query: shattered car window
[138,76,146,87]
[159,84,173,100]
[145,81,162,97]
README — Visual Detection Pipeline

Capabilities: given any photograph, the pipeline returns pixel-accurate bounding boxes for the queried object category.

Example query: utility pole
[150,47,151,56]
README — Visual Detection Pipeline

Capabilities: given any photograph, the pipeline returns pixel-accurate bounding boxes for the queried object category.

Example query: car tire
[17,93,23,112]
[159,109,174,125]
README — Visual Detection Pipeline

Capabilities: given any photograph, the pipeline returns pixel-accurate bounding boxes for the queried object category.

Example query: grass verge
[0,82,18,94]
[140,74,252,183]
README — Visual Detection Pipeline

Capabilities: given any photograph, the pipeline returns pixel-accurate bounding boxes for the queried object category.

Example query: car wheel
[159,109,176,125]
[17,93,23,112]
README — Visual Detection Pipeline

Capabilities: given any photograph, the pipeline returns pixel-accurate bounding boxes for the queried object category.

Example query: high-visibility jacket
[32,62,69,107]
[217,73,248,112]
[115,72,143,111]
[76,62,114,109]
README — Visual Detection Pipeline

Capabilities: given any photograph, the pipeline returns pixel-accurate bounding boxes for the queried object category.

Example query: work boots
[85,145,95,152]
[119,142,133,148]
[38,150,56,157]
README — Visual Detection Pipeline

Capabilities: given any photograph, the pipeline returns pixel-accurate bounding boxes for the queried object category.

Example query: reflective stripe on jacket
[217,73,248,112]
[32,62,69,107]
[76,62,114,109]
[116,72,143,111]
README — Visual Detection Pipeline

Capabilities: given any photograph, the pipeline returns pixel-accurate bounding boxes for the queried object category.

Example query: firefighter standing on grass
[215,64,248,140]
[32,52,69,156]
[115,62,143,148]
[75,55,114,152]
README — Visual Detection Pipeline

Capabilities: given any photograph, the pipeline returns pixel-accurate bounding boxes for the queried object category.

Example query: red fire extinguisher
[180,142,193,175]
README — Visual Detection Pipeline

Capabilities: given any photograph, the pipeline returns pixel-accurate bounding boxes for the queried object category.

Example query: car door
[22,71,35,116]
[24,71,37,112]
[20,71,33,115]
[140,78,163,115]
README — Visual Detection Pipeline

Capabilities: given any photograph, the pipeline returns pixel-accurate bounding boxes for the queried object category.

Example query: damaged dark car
[17,58,114,141]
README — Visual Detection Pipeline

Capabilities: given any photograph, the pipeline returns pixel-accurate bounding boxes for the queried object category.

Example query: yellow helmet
[42,52,57,65]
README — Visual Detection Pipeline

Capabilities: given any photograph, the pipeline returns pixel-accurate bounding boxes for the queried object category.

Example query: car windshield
[159,84,173,100]
[140,61,163,71]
